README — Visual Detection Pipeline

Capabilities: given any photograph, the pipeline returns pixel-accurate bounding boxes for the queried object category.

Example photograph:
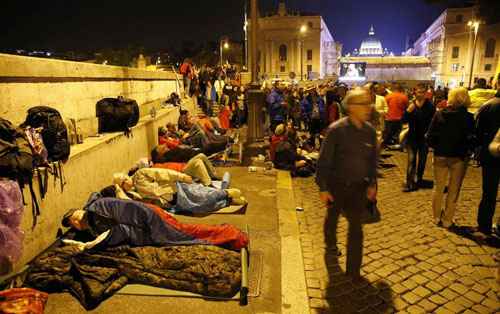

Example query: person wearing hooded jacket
[426,87,475,229]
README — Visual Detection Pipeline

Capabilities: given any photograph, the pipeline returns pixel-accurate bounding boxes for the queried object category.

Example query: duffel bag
[96,96,139,133]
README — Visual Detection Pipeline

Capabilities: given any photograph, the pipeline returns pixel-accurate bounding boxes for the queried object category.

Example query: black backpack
[22,106,70,163]
[96,97,140,134]
[0,118,40,227]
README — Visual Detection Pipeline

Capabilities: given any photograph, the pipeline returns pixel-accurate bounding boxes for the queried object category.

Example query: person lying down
[112,166,246,209]
[61,193,249,252]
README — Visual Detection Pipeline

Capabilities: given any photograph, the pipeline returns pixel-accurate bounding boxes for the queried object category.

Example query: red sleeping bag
[147,204,249,250]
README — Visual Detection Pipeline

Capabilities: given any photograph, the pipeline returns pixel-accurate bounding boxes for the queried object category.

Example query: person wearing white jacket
[114,168,192,207]
[214,77,225,105]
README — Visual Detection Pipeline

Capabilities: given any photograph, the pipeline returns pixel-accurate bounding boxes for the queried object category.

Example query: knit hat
[62,208,78,228]
[275,124,286,136]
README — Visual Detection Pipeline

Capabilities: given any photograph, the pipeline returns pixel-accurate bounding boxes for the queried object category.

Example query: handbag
[361,200,381,224]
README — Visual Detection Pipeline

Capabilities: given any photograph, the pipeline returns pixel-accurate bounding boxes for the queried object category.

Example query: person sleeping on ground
[151,144,201,163]
[114,166,192,208]
[61,193,249,252]
[138,153,221,186]
[112,169,247,209]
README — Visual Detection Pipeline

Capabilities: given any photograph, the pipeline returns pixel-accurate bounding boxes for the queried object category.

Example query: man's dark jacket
[402,99,435,145]
[475,96,500,166]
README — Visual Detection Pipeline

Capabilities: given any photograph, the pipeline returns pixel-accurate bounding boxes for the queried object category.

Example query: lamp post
[220,39,230,69]
[300,25,307,81]
[467,20,480,89]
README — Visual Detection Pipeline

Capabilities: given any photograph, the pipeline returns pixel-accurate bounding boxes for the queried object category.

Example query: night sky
[2,0,449,54]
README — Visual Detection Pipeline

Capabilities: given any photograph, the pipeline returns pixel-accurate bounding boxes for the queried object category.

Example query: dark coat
[426,105,475,158]
[475,96,500,166]
[402,99,435,145]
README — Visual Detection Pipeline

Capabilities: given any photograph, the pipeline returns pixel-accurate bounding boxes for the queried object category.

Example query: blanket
[25,245,241,310]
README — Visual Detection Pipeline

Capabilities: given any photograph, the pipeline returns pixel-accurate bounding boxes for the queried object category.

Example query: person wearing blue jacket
[267,86,285,133]
[61,193,204,251]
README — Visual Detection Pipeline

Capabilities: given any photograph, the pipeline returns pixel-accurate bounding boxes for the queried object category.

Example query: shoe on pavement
[403,185,418,192]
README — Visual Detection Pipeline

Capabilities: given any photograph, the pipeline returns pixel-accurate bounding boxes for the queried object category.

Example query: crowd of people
[179,58,247,129]
[260,77,499,279]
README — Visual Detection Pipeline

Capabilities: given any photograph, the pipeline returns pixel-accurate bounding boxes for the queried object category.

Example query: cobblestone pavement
[294,151,499,314]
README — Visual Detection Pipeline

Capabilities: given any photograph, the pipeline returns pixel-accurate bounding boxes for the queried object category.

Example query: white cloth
[62,230,110,251]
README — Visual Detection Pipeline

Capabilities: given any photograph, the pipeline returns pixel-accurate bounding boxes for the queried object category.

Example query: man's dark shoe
[325,243,342,256]
[478,227,492,235]
[417,179,434,189]
[403,185,418,192]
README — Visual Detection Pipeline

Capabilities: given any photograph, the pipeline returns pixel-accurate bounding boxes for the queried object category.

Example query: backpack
[0,118,40,227]
[24,127,49,167]
[22,106,70,163]
[96,97,140,134]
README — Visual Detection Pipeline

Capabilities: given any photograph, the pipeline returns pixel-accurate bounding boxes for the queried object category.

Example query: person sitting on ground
[61,193,249,252]
[270,124,287,162]
[274,127,313,177]
[178,110,193,132]
[166,122,184,139]
[158,126,182,149]
[181,121,230,156]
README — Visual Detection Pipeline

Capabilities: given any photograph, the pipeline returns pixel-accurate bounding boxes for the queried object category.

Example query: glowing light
[300,25,307,33]
[223,42,229,49]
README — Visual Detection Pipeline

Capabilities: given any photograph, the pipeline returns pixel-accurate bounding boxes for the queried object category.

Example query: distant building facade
[250,0,339,81]
[341,26,432,84]
[407,6,500,88]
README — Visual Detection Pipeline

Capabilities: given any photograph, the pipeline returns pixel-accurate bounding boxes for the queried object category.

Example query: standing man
[383,84,408,147]
[316,88,378,279]
[402,86,435,192]
[180,59,193,98]
[475,89,500,235]
[267,84,285,133]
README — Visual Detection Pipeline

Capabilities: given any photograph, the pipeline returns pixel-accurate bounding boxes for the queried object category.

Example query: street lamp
[220,39,230,68]
[299,25,307,81]
[467,20,480,89]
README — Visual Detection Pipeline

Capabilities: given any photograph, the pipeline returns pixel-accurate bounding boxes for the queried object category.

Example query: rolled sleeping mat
[221,172,231,190]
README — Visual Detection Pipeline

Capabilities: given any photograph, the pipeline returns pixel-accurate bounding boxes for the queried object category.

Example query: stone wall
[0,53,183,136]
[0,53,194,272]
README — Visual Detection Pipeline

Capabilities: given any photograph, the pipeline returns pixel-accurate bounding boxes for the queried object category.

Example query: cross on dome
[369,25,375,36]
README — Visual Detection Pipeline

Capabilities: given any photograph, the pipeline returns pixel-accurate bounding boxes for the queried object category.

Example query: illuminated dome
[359,26,384,56]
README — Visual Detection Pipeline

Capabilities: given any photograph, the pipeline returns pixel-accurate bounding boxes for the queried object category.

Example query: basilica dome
[359,26,384,56]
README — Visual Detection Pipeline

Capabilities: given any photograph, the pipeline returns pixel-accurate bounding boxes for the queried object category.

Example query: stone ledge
[68,104,180,161]
[0,53,178,80]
